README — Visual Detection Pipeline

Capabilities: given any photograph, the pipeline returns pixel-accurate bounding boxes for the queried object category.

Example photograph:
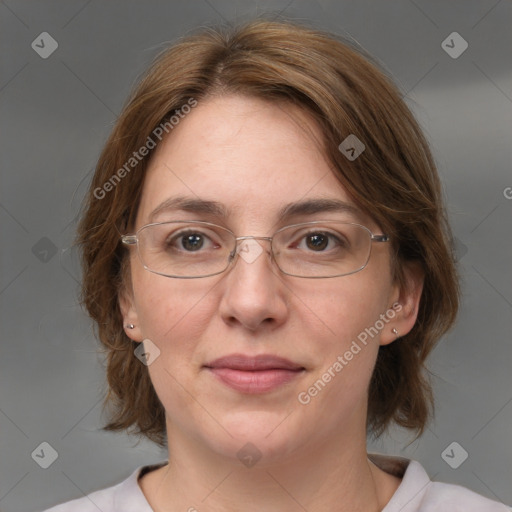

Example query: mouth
[204,354,306,394]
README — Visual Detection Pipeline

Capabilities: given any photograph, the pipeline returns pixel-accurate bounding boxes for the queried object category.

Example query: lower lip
[206,367,304,393]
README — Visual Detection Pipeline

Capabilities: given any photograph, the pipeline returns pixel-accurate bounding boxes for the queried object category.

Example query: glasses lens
[137,222,235,277]
[272,222,372,278]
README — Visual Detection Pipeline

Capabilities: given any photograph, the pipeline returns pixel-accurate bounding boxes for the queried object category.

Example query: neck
[142,421,397,512]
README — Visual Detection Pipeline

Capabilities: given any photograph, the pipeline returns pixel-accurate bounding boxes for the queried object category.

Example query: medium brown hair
[77,19,459,447]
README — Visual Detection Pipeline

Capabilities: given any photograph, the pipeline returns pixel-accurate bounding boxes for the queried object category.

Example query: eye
[296,230,347,252]
[305,233,329,251]
[180,232,204,251]
[166,229,216,252]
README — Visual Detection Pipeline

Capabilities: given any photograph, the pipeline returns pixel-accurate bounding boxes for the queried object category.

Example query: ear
[380,261,424,346]
[119,285,144,343]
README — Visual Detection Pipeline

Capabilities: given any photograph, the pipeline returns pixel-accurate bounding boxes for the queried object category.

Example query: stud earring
[125,324,135,329]
[391,327,399,337]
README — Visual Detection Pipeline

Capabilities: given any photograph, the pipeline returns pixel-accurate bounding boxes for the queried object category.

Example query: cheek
[292,292,384,437]
[296,285,383,415]
[132,269,211,350]
[132,274,212,419]
[295,276,390,346]
[295,276,391,396]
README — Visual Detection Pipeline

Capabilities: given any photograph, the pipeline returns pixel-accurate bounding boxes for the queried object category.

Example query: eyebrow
[148,195,361,223]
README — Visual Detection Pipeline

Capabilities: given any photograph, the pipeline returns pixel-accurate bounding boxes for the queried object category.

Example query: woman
[42,19,509,512]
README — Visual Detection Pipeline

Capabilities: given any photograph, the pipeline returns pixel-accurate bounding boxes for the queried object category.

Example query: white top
[41,454,510,511]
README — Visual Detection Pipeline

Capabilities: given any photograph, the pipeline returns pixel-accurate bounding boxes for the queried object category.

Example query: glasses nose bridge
[235,235,273,243]
[234,235,274,254]
[230,235,275,265]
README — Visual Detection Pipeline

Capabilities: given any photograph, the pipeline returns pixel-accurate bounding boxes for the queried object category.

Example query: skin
[120,95,424,512]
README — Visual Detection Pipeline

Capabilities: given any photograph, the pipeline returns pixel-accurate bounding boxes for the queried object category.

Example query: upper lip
[205,354,304,371]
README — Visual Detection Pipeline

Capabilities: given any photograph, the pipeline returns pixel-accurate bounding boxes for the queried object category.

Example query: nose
[217,237,289,332]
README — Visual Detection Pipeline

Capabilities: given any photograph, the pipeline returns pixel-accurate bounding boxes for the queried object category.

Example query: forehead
[137,95,368,229]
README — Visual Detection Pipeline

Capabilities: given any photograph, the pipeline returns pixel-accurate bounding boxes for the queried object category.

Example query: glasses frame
[121,220,390,279]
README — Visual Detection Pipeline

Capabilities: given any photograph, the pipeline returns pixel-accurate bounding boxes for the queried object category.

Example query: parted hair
[77,19,459,447]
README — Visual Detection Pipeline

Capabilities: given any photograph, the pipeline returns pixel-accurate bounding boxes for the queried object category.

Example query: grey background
[0,1,511,510]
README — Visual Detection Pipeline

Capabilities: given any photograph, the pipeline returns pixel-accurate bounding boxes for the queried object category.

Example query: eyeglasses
[121,220,389,279]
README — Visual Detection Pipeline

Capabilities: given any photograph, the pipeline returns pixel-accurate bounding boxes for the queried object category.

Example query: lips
[205,354,304,371]
[204,354,305,394]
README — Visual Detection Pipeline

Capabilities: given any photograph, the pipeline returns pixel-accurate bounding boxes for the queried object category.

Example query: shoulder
[368,454,510,512]
[39,461,168,512]
[40,483,118,512]
[419,481,511,512]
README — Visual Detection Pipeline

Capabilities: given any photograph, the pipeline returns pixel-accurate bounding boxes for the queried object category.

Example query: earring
[125,324,135,329]
[391,327,399,337]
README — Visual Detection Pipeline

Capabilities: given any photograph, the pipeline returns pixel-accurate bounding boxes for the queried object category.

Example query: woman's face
[122,95,411,464]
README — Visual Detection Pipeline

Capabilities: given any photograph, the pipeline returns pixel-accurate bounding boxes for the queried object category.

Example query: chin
[202,409,307,466]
